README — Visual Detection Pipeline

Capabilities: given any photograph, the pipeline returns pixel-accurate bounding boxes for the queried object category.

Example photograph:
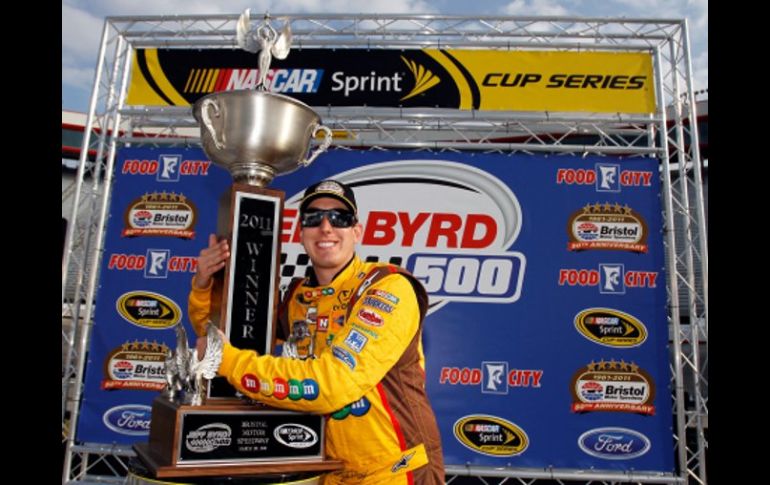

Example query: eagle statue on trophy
[163,322,223,406]
[236,8,292,91]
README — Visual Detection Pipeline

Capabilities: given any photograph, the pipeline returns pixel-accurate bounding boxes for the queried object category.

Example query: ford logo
[578,427,651,460]
[102,404,151,436]
[273,423,318,449]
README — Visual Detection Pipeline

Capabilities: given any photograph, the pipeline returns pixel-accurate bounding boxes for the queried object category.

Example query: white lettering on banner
[597,165,617,190]
[602,265,623,292]
[226,69,321,93]
[331,71,404,97]
[407,253,525,303]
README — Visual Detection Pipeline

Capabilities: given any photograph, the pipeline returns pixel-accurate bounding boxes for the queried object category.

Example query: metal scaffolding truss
[62,13,707,485]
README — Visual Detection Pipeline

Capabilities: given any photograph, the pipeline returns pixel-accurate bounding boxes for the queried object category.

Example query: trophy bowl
[193,90,331,187]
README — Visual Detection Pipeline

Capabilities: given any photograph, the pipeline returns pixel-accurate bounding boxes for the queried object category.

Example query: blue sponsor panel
[77,147,231,444]
[262,150,671,472]
[78,147,672,472]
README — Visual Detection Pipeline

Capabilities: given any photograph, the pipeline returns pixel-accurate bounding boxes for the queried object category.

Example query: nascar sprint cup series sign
[79,147,673,473]
[127,48,655,113]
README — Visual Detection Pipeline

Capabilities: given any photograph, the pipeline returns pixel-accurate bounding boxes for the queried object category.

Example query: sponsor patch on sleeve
[317,315,329,332]
[367,288,400,304]
[343,329,369,354]
[356,308,384,326]
[332,345,357,370]
[362,296,394,313]
[351,323,380,340]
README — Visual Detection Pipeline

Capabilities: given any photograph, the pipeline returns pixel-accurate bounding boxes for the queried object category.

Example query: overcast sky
[62,0,707,113]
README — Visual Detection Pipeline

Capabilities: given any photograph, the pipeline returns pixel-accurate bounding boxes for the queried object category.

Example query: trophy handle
[300,124,333,167]
[200,99,226,150]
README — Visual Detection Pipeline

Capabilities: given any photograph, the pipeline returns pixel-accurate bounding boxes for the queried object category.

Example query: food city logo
[556,163,653,193]
[567,202,648,253]
[439,362,543,395]
[280,160,526,315]
[121,191,197,239]
[101,340,170,391]
[120,156,210,182]
[574,308,648,348]
[115,291,181,329]
[102,404,151,436]
[570,359,656,415]
[577,427,651,460]
[558,264,658,295]
[108,249,198,279]
[453,415,529,457]
[185,423,232,453]
[274,424,319,449]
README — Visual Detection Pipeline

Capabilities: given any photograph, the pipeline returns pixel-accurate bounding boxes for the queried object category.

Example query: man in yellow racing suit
[189,179,444,484]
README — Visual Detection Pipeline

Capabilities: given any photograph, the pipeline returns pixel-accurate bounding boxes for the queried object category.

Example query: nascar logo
[185,68,323,94]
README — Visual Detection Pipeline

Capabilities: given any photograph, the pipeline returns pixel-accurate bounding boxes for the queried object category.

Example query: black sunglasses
[301,209,358,228]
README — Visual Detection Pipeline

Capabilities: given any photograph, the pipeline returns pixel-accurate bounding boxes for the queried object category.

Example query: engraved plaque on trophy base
[133,396,341,478]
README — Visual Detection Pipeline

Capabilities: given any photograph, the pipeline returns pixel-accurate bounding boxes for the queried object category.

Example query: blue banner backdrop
[78,147,673,473]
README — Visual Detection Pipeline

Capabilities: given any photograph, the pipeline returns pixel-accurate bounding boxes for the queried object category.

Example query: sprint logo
[400,56,440,101]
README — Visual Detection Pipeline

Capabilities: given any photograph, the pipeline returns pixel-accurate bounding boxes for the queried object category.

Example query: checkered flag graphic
[278,252,404,294]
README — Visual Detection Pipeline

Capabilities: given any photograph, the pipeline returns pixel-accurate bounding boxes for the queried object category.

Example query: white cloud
[504,0,570,16]
[62,4,104,62]
[690,50,708,92]
[62,65,95,90]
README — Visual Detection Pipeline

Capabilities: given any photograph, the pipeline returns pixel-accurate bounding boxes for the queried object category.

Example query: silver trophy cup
[193,90,332,187]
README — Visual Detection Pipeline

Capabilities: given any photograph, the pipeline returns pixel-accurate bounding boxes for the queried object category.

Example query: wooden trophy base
[134,396,342,479]
[133,443,343,479]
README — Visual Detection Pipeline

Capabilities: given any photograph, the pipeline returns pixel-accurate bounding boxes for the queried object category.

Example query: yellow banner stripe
[143,49,188,105]
[424,49,474,110]
[183,70,195,93]
[206,69,220,92]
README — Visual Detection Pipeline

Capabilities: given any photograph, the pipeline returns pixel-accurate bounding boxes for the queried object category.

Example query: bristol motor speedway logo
[280,161,527,314]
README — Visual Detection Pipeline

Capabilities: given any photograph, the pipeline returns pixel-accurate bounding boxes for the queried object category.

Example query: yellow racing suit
[188,255,444,484]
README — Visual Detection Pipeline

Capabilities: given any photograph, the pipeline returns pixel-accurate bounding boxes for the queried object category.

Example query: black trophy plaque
[209,184,283,399]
